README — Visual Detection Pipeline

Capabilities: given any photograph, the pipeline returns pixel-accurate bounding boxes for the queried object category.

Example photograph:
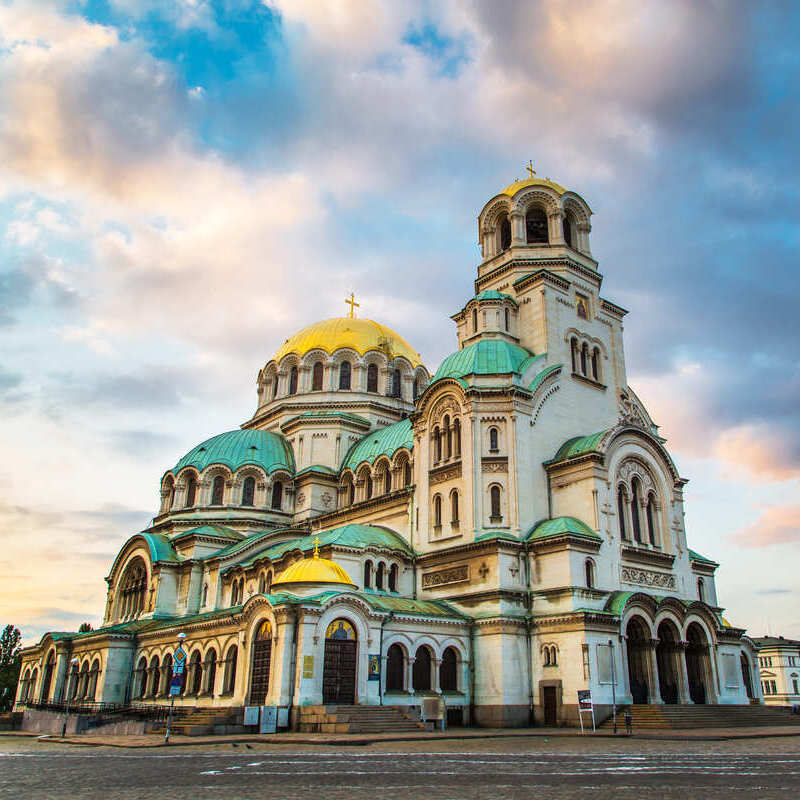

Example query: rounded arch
[314,596,371,646]
[412,643,434,691]
[115,555,149,621]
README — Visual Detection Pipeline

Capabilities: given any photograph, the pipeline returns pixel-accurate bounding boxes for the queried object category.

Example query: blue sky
[1,0,799,643]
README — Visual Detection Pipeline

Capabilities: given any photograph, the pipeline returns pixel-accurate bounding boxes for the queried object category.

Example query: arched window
[380,463,391,494]
[631,477,642,543]
[88,660,100,700]
[231,580,238,606]
[403,460,412,487]
[453,419,461,457]
[119,558,147,620]
[591,347,600,381]
[413,646,432,691]
[617,485,628,540]
[211,475,225,505]
[386,644,404,691]
[272,374,278,398]
[149,656,160,698]
[364,471,373,500]
[376,562,385,591]
[266,571,273,592]
[413,377,419,399]
[312,361,324,391]
[189,651,203,696]
[388,564,398,592]
[78,662,90,699]
[472,308,478,332]
[271,481,283,510]
[204,649,217,696]
[563,214,573,247]
[499,214,511,251]
[339,361,351,390]
[490,485,502,521]
[288,366,298,395]
[697,578,705,603]
[364,560,373,589]
[646,493,657,545]
[571,338,578,373]
[391,368,401,398]
[242,476,255,506]
[433,427,441,462]
[367,363,379,393]
[41,652,55,702]
[185,475,197,507]
[580,342,588,375]
[20,669,30,703]
[504,307,510,331]
[525,206,548,243]
[433,494,442,527]
[440,647,458,692]
[223,645,238,694]
[202,583,208,606]
[451,490,459,524]
[258,573,266,593]
[163,477,175,512]
[443,415,451,459]
[585,559,595,589]
[489,427,499,452]
[134,657,147,699]
[342,474,355,505]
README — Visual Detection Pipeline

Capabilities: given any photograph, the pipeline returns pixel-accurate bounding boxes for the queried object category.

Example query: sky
[1,0,798,645]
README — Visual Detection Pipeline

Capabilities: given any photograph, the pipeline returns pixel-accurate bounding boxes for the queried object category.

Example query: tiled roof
[433,340,535,383]
[526,516,601,541]
[173,429,294,475]
[342,418,413,470]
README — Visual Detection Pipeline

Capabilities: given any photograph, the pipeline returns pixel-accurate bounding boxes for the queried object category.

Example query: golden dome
[501,176,567,197]
[272,551,356,589]
[273,317,423,367]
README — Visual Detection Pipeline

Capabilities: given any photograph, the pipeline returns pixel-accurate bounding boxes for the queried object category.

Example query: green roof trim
[474,290,518,307]
[171,525,244,544]
[689,548,719,566]
[529,363,562,393]
[286,411,370,426]
[526,516,601,541]
[474,531,520,543]
[551,429,611,463]
[141,532,180,563]
[296,464,338,477]
[432,340,536,383]
[342,418,413,471]
[364,595,466,619]
[173,429,294,475]
[211,527,296,560]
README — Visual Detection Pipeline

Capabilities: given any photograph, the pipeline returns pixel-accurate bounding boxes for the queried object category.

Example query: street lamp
[165,632,186,744]
[609,638,617,735]
[61,657,79,737]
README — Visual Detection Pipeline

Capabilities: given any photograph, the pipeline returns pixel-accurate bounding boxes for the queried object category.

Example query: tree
[78,623,93,633]
[0,625,22,711]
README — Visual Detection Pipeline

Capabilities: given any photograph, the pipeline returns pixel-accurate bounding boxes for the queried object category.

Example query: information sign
[243,706,260,726]
[259,706,278,734]
[368,654,380,680]
[577,689,595,733]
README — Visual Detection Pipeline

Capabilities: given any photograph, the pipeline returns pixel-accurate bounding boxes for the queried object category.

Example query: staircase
[149,707,241,736]
[599,704,800,730]
[296,705,425,734]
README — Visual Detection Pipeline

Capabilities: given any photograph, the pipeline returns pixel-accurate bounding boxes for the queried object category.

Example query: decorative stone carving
[430,464,462,485]
[620,566,676,589]
[421,564,469,588]
[619,389,649,429]
[296,492,306,505]
[321,492,333,508]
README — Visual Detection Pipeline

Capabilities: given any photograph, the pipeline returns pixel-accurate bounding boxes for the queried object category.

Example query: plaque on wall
[421,564,469,588]
[620,566,676,589]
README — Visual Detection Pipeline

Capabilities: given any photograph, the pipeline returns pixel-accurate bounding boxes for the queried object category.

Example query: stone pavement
[4,724,800,748]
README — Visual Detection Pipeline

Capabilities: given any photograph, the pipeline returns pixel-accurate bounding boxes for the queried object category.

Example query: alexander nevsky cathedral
[15,173,763,729]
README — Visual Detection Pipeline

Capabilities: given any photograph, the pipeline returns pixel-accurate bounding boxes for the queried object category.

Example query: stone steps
[599,704,800,729]
[297,704,425,734]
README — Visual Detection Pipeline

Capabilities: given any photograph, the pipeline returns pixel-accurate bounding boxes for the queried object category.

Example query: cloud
[729,505,800,548]
[754,589,792,595]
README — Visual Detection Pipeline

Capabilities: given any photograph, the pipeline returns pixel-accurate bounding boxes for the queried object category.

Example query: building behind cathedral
[15,173,763,729]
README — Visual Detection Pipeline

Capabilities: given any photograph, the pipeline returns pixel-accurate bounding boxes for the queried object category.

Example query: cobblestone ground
[1,735,799,799]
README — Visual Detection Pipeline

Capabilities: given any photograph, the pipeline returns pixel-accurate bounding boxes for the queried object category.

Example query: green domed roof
[342,418,413,471]
[174,429,295,475]
[433,339,535,383]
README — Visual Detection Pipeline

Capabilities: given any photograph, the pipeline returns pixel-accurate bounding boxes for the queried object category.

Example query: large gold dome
[272,317,423,367]
[501,176,567,196]
[272,554,356,589]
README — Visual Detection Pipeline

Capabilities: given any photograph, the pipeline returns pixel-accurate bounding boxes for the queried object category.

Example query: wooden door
[543,686,557,726]
[249,639,272,705]
[323,640,357,704]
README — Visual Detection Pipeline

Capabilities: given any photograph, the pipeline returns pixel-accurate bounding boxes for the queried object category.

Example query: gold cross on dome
[345,293,360,318]
[313,536,320,558]
[526,160,536,179]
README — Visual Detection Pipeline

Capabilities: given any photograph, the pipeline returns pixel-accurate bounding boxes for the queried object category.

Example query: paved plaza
[1,732,799,799]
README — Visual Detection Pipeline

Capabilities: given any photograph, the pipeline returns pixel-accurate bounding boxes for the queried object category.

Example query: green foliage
[0,625,22,711]
[78,622,93,633]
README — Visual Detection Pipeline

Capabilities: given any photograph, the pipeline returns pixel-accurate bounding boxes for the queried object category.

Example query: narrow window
[367,364,379,393]
[211,475,224,505]
[258,573,265,593]
[451,491,459,523]
[388,564,398,592]
[543,647,551,667]
[348,478,355,505]
[433,494,442,527]
[312,361,324,391]
[272,374,278,398]
[490,485,501,520]
[271,481,283,510]
[489,427,499,452]
[413,377,419,399]
[185,476,197,507]
[525,207,548,243]
[631,478,642,543]
[617,485,628,540]
[365,472,373,499]
[242,476,255,506]
[364,560,373,589]
[383,465,391,493]
[472,308,478,332]
[392,368,401,398]
[646,494,657,545]
[563,215,573,247]
[339,361,351,390]
[404,461,412,487]
[453,419,461,457]
[376,562,385,591]
[580,342,588,375]
[202,584,208,606]
[224,645,238,694]
[288,366,298,395]
[504,307,510,331]
[500,215,511,250]
[697,578,705,603]
[585,559,594,589]
[444,415,451,459]
[433,427,441,462]
[591,347,600,380]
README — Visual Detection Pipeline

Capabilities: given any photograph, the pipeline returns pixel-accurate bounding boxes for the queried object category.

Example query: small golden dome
[272,549,356,589]
[501,176,567,197]
[272,317,423,367]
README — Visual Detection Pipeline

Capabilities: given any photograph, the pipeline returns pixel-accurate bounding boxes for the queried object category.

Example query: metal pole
[609,638,617,735]
[165,693,175,744]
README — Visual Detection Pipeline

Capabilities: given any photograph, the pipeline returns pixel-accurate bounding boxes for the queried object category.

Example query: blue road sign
[173,662,184,676]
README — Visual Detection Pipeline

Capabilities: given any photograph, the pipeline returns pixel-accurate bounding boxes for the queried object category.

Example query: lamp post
[165,632,186,745]
[609,638,617,735]
[61,657,79,737]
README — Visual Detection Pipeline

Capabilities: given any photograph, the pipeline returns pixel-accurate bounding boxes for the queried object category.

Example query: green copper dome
[342,418,413,471]
[433,339,535,382]
[173,429,295,475]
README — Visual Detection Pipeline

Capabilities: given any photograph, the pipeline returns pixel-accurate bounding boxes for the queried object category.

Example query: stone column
[510,211,525,245]
[432,658,441,693]
[648,639,664,704]
[676,642,691,704]
[270,609,297,707]
[407,657,416,697]
[548,211,564,244]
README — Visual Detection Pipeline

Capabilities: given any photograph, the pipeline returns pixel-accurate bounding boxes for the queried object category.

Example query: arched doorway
[440,647,458,692]
[386,644,404,692]
[412,646,432,692]
[323,619,357,704]
[625,617,651,704]
[249,620,272,705]
[686,623,709,704]
[41,651,55,702]
[655,620,681,704]
[740,653,754,700]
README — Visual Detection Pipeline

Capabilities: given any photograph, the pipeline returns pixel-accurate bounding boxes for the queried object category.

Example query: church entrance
[249,620,272,705]
[740,653,754,700]
[656,620,681,704]
[686,623,709,705]
[543,687,558,726]
[626,617,651,704]
[323,619,357,704]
